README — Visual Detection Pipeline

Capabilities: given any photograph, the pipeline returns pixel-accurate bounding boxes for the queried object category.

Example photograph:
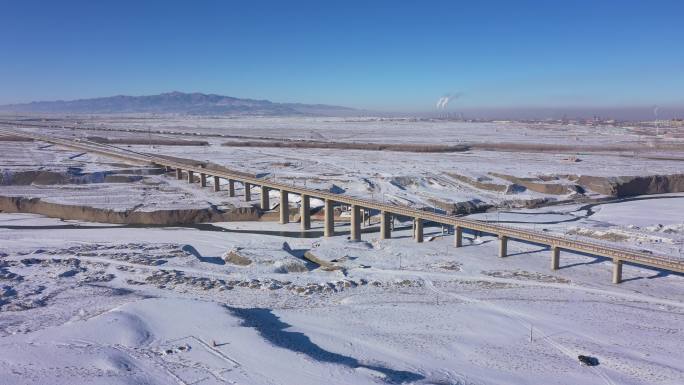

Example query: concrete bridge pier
[551,246,560,270]
[454,225,463,248]
[176,168,183,180]
[380,211,391,239]
[228,180,235,197]
[187,170,194,183]
[498,235,508,257]
[244,183,251,201]
[414,218,424,243]
[300,194,311,230]
[324,199,334,237]
[612,258,623,284]
[213,176,220,192]
[279,190,289,224]
[350,205,361,241]
[200,173,207,187]
[261,186,270,211]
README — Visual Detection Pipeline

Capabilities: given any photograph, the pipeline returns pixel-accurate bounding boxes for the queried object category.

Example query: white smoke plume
[436,93,461,110]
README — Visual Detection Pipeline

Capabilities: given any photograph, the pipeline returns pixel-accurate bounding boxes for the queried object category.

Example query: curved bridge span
[2,127,682,283]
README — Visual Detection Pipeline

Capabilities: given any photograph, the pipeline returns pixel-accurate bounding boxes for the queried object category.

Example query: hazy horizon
[1,90,682,120]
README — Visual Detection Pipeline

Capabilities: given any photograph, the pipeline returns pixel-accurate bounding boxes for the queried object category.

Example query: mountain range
[0,92,358,116]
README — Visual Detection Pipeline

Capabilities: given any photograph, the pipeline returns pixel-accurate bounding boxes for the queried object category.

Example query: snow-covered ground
[1,214,683,385]
[1,116,683,384]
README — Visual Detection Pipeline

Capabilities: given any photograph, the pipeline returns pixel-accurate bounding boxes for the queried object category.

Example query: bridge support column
[300,195,311,230]
[498,235,508,257]
[176,168,182,179]
[551,246,560,270]
[187,170,194,183]
[612,258,623,284]
[279,190,289,224]
[228,180,235,197]
[414,218,424,243]
[350,205,361,241]
[200,173,207,187]
[244,183,251,201]
[213,176,220,192]
[324,199,334,237]
[380,211,391,239]
[454,226,463,247]
[261,187,270,211]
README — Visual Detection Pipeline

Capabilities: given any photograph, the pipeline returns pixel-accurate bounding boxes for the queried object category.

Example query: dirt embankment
[469,141,684,153]
[0,135,33,142]
[0,169,163,186]
[447,174,511,193]
[576,174,684,197]
[222,140,470,153]
[86,136,208,146]
[0,196,260,225]
[449,171,684,198]
[489,173,580,195]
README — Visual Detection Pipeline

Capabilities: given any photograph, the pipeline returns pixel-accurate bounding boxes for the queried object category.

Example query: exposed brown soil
[222,140,470,153]
[489,172,579,195]
[577,174,684,197]
[447,173,510,193]
[449,171,684,198]
[0,135,33,142]
[86,136,208,146]
[0,169,162,186]
[0,196,260,225]
[223,249,252,266]
[469,141,684,153]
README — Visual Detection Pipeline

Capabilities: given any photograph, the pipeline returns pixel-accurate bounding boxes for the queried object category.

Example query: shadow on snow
[225,306,424,384]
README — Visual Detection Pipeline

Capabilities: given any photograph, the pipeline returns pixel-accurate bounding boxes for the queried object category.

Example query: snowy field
[1,116,683,384]
[1,215,683,385]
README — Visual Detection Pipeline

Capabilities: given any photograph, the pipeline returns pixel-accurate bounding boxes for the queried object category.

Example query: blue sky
[1,0,682,112]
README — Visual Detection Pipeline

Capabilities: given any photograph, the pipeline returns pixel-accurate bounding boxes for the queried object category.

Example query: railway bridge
[2,127,683,284]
